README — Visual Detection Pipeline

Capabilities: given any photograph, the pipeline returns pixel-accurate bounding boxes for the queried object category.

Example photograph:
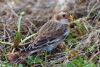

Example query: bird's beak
[68,15,74,22]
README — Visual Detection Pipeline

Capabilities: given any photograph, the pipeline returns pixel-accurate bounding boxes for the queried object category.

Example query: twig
[5,0,18,17]
[20,33,36,45]
[0,40,13,46]
[88,51,100,62]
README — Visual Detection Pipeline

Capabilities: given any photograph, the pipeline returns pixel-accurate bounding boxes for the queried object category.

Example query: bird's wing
[21,20,69,53]
[34,20,69,46]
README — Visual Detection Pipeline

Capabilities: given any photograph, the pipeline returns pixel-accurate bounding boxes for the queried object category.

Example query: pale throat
[59,19,69,25]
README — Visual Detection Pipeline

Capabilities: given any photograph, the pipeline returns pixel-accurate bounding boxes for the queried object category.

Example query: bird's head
[54,12,68,21]
[53,12,71,25]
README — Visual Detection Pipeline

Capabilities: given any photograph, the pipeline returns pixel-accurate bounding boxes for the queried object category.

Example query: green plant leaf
[74,19,81,26]
[14,12,23,47]
[14,32,21,47]
[18,64,23,67]
[27,56,43,64]
[15,32,21,40]
[17,12,24,32]
[72,59,83,67]
[83,63,96,67]
[64,62,77,67]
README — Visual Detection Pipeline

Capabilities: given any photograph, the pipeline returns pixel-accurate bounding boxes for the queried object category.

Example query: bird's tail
[20,44,42,54]
[14,44,44,63]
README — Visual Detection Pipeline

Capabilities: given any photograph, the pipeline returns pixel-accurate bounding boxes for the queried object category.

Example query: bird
[21,12,70,54]
[8,11,70,63]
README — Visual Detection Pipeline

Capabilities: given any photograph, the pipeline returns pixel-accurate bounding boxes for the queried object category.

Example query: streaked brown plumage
[21,12,70,54]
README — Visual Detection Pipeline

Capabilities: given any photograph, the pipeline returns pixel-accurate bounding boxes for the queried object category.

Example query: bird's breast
[63,27,69,36]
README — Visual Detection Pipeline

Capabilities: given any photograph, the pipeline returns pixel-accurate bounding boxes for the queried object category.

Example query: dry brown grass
[0,0,100,66]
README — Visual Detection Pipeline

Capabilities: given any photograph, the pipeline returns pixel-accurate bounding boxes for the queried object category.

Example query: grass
[0,16,99,67]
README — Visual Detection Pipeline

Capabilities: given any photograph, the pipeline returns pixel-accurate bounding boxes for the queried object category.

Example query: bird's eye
[62,14,66,18]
